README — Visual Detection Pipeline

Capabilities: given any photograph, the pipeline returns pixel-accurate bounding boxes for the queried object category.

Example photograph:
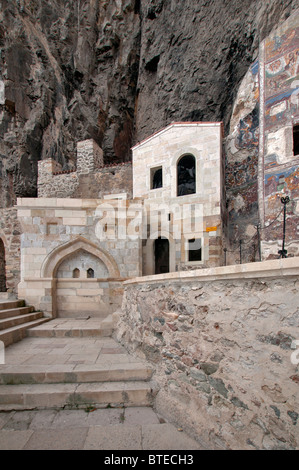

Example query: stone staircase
[0,313,155,411]
[0,299,49,348]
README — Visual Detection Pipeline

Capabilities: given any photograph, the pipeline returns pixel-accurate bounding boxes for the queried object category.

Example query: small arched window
[87,268,95,278]
[177,154,196,196]
[72,268,80,278]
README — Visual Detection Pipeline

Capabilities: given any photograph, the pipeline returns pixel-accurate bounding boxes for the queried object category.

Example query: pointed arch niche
[42,236,120,279]
[40,237,121,318]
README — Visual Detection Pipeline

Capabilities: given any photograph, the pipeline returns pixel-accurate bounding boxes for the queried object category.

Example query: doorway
[154,237,169,274]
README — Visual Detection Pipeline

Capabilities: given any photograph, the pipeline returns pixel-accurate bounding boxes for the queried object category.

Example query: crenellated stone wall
[37,139,132,200]
[116,258,299,450]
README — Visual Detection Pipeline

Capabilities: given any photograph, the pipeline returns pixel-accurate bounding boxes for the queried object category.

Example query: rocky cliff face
[0,0,298,206]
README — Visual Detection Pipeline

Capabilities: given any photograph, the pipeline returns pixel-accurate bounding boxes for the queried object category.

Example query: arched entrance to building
[154,237,169,274]
[0,238,6,292]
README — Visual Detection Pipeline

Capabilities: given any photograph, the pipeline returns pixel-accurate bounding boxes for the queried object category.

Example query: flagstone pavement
[0,320,206,451]
[0,407,204,450]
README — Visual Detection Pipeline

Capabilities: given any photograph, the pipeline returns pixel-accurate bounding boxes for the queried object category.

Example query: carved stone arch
[41,236,120,279]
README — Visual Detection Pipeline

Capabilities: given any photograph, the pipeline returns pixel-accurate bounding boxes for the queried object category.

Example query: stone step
[0,306,35,320]
[27,323,113,338]
[0,300,25,311]
[0,363,153,385]
[0,293,17,301]
[0,381,153,410]
[0,312,43,331]
[0,318,50,347]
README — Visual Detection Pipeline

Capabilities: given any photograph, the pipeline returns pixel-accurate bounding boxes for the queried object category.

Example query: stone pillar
[76,139,104,175]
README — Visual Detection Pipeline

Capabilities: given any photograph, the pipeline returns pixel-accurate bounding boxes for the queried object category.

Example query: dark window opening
[134,0,140,14]
[293,124,299,156]
[145,55,160,72]
[72,268,80,278]
[147,8,157,20]
[188,238,202,262]
[5,99,16,115]
[154,237,169,274]
[87,268,95,279]
[177,154,196,196]
[0,238,6,292]
[151,167,163,189]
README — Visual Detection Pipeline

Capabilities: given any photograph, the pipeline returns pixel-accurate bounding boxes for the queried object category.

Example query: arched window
[177,154,196,196]
[87,268,95,278]
[72,268,80,278]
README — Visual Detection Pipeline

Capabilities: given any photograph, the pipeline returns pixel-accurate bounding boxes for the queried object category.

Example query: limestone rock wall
[0,0,298,207]
[116,260,299,450]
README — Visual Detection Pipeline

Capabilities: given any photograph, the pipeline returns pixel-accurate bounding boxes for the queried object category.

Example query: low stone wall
[115,258,299,450]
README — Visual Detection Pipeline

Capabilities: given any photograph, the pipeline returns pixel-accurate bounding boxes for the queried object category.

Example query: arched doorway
[154,237,169,274]
[177,154,196,196]
[0,239,6,292]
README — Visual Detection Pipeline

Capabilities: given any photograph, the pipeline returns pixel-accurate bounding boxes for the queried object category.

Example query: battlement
[37,139,132,199]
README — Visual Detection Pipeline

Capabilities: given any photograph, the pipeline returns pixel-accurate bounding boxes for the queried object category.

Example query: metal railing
[224,196,292,264]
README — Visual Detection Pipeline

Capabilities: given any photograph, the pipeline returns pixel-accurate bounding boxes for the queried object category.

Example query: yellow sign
[206,226,217,232]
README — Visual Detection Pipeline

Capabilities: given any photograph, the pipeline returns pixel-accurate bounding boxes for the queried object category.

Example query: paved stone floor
[0,320,205,450]
[1,334,144,367]
[0,407,203,450]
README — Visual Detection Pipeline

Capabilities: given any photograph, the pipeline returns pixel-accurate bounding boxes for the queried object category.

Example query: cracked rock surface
[0,0,298,206]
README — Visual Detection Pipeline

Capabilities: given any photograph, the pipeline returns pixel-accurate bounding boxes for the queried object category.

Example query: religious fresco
[236,104,259,150]
[265,165,299,198]
[264,24,299,130]
[262,16,299,254]
[264,165,299,239]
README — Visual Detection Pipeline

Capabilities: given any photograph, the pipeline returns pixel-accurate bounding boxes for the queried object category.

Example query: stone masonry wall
[116,259,299,450]
[77,163,133,199]
[17,197,141,317]
[37,164,79,199]
[37,162,132,200]
[0,207,21,294]
[76,139,103,175]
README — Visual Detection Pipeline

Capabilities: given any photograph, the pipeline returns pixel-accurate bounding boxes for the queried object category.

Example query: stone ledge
[124,257,299,285]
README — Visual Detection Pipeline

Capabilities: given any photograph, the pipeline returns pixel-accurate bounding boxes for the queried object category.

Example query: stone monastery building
[0,9,298,451]
[0,10,298,317]
[17,122,224,318]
